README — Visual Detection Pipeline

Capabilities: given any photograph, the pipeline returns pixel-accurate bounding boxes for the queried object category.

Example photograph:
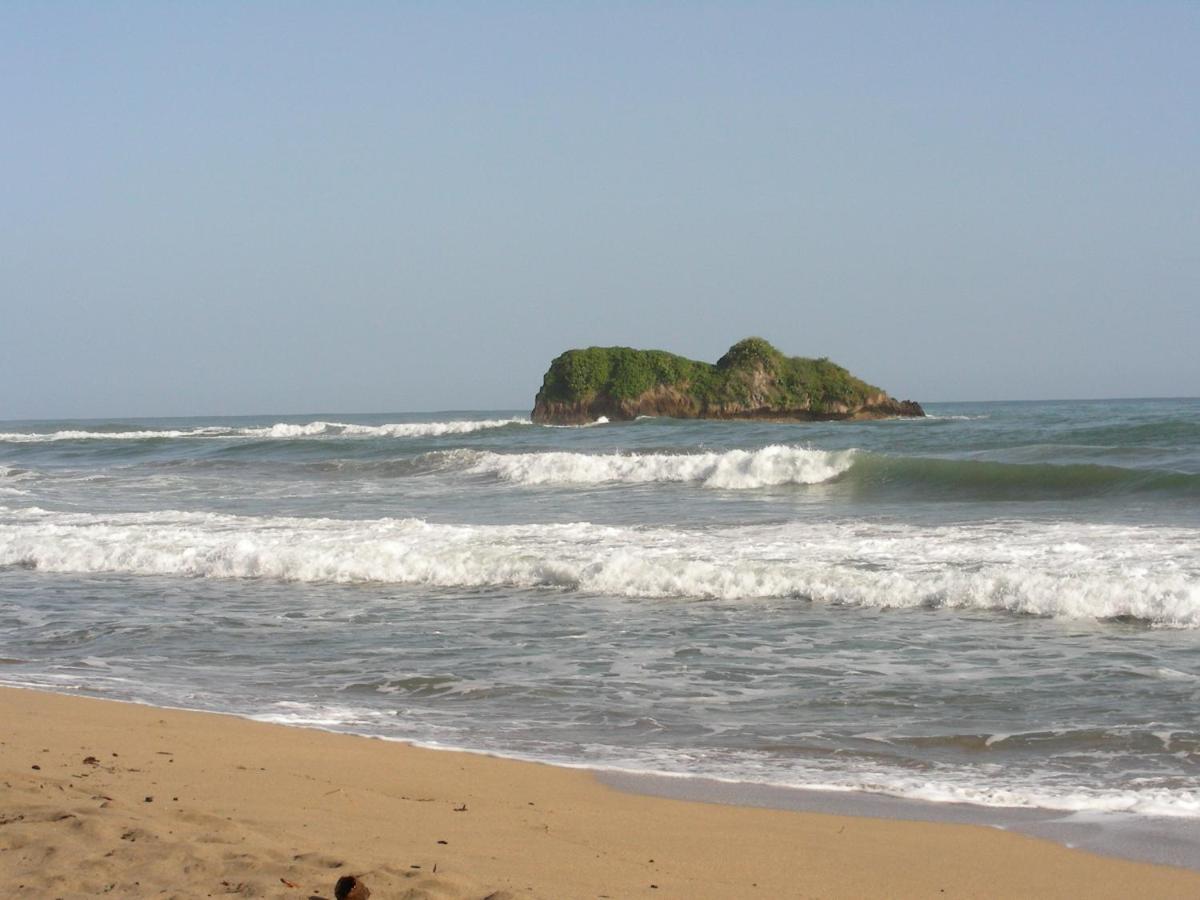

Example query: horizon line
[2,395,1198,424]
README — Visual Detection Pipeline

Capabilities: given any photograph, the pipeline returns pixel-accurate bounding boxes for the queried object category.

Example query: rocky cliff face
[531,338,925,425]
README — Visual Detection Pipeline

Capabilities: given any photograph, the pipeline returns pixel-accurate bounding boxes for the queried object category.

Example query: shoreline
[9,681,1199,872]
[3,687,1200,898]
[598,771,1200,874]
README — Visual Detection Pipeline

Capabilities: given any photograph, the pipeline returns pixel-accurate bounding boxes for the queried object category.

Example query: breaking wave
[443,447,1200,498]
[465,445,857,489]
[2,507,1196,626]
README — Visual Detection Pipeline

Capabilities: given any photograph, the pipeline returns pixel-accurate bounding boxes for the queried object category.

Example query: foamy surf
[464,445,857,488]
[590,757,1200,819]
[427,449,1200,498]
[2,507,1196,626]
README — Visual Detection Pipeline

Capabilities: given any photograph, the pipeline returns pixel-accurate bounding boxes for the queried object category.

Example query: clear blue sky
[3,2,1197,418]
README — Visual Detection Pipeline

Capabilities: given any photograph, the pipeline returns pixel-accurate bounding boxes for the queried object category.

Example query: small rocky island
[531,337,924,425]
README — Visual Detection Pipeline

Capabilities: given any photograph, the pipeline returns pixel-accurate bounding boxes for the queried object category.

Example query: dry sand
[2,686,1198,899]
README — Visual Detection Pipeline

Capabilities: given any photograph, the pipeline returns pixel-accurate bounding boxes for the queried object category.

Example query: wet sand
[2,686,1198,899]
[599,770,1200,873]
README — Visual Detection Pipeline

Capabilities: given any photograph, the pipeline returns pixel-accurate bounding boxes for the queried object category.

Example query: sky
[2,2,1197,418]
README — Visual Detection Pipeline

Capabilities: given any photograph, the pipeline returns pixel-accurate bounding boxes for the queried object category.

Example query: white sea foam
[466,445,857,489]
[769,770,1200,817]
[2,507,1197,626]
[588,754,1200,818]
[0,419,529,442]
[244,418,529,439]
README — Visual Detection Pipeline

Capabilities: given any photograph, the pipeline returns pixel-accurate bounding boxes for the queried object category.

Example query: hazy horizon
[3,4,1197,419]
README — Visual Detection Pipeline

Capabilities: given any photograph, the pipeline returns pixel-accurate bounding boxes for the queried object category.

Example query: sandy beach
[0,687,1197,899]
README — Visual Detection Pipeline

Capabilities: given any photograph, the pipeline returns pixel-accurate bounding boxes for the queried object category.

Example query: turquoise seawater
[1,399,1198,824]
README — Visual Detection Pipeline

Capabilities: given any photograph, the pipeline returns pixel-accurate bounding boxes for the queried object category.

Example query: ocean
[2,399,1198,854]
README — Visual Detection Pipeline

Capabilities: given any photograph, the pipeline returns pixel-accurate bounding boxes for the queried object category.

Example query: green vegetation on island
[531,338,924,424]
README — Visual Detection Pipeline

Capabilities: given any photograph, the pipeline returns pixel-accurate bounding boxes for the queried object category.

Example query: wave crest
[249,418,529,439]
[467,445,856,489]
[2,508,1196,626]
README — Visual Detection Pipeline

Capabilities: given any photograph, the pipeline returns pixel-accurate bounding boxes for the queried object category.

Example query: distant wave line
[0,418,532,442]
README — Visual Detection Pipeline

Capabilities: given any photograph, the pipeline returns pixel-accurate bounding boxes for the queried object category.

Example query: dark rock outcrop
[531,338,924,425]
